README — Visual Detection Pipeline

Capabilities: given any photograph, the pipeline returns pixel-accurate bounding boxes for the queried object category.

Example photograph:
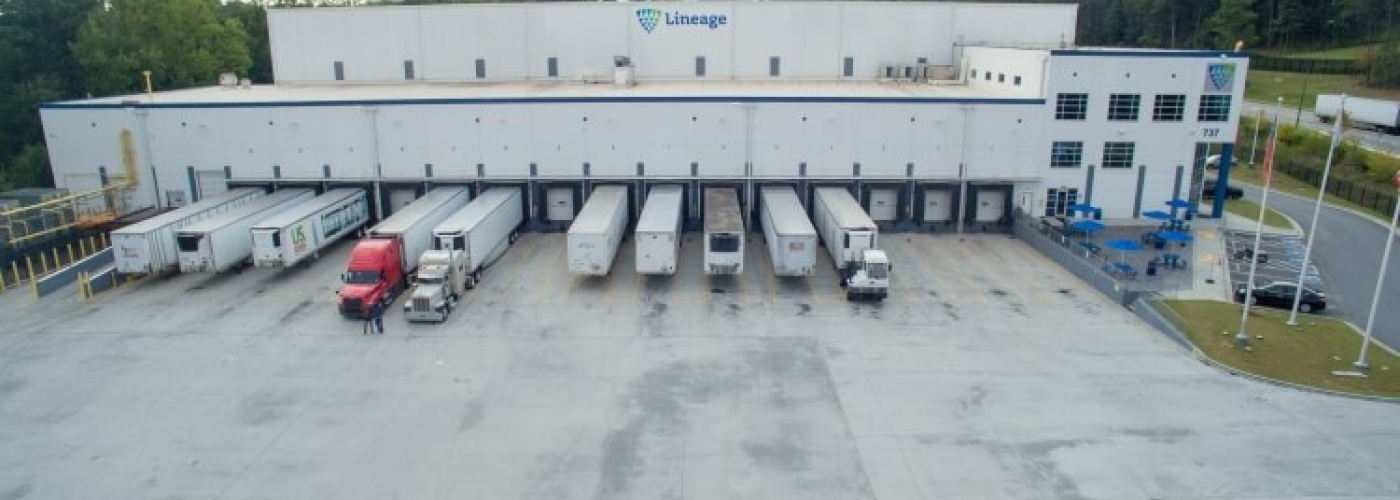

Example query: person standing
[369,300,385,335]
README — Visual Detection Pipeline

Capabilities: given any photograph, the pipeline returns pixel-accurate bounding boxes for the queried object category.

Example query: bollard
[0,266,6,293]
[101,233,108,248]
[40,253,49,275]
[88,236,97,254]
[79,239,88,257]
[25,257,34,283]
[53,248,62,268]
[78,272,87,301]
[67,244,75,264]
[11,261,20,286]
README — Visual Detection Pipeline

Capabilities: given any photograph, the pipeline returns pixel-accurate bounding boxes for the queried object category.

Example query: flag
[1331,109,1346,148]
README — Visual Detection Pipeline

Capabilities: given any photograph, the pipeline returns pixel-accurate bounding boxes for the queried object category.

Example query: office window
[997,73,1005,83]
[1050,141,1083,168]
[1108,94,1141,121]
[333,61,344,81]
[547,57,559,78]
[843,57,854,77]
[1014,75,1022,86]
[1198,95,1232,122]
[1045,187,1080,217]
[696,56,706,77]
[1102,142,1135,169]
[475,58,486,79]
[1153,94,1186,122]
[985,72,991,81]
[917,57,928,64]
[770,57,781,77]
[1055,93,1088,120]
[971,69,977,79]
[403,60,415,80]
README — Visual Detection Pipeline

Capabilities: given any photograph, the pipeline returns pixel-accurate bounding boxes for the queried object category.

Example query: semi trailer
[431,187,523,289]
[703,187,744,275]
[813,187,890,301]
[111,188,263,275]
[567,185,630,275]
[176,189,314,273]
[759,186,817,276]
[1316,94,1400,134]
[403,249,469,323]
[251,188,369,268]
[635,185,683,275]
[337,186,471,318]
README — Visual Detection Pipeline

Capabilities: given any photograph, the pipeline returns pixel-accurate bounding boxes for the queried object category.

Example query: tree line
[1,0,1398,192]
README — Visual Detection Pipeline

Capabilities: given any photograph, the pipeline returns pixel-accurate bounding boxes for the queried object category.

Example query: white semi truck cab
[404,249,468,323]
[844,249,890,301]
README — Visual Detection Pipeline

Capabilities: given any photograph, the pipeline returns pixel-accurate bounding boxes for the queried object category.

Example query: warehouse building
[39,1,1246,232]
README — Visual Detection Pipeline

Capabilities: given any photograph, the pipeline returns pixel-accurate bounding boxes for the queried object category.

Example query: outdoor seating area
[1039,200,1198,287]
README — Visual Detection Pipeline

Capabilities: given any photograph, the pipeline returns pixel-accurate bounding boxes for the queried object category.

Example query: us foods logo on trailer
[636,8,728,34]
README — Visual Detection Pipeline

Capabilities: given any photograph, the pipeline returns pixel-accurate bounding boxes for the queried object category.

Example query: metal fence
[1249,55,1362,75]
[1276,160,1398,215]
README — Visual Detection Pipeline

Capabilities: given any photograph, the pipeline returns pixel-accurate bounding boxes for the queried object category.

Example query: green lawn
[1271,45,1378,60]
[1225,163,1389,219]
[1161,300,1400,398]
[1245,70,1400,107]
[1224,197,1293,229]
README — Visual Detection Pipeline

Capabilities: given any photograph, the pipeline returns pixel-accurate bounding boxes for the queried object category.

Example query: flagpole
[1354,170,1400,373]
[1288,94,1344,326]
[1237,97,1283,347]
[1249,109,1263,168]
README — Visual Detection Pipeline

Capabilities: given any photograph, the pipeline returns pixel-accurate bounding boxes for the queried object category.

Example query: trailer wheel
[509,231,518,244]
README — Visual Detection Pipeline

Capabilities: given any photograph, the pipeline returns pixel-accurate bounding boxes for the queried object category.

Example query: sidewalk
[1160,217,1233,302]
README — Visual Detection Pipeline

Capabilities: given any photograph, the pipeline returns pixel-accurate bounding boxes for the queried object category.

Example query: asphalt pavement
[1238,183,1400,349]
[1241,100,1400,156]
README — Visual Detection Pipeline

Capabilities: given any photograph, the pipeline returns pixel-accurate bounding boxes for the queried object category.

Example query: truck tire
[509,231,518,244]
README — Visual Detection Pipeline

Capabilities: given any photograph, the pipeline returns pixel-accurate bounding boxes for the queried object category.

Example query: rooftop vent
[218,72,238,88]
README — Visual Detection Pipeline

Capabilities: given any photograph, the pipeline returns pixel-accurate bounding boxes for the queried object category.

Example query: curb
[1238,181,1396,231]
[1142,299,1400,404]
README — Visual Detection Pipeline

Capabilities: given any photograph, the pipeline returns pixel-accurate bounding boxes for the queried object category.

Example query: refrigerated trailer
[1316,94,1400,134]
[568,185,630,275]
[337,186,472,318]
[813,187,889,300]
[703,187,744,275]
[176,189,315,273]
[251,188,369,268]
[635,185,684,275]
[759,186,817,276]
[432,187,524,288]
[111,188,263,275]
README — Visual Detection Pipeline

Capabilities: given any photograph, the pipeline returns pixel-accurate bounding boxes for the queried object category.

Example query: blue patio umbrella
[1104,238,1144,264]
[1164,199,1193,210]
[1070,219,1105,233]
[1067,203,1098,217]
[1141,210,1173,221]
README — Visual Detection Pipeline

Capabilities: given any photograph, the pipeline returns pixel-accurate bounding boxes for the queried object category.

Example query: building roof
[44,79,1041,109]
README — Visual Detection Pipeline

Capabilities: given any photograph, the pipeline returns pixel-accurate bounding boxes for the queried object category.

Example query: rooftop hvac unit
[881,65,899,80]
[902,65,918,81]
[921,64,957,81]
[218,72,237,88]
[613,56,635,88]
[239,78,252,89]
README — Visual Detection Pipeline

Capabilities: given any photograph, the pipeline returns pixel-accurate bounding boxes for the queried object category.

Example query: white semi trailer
[635,185,684,275]
[703,187,744,275]
[111,188,263,275]
[568,185,630,275]
[759,186,817,276]
[251,188,369,268]
[176,189,314,273]
[1316,94,1400,134]
[813,187,890,301]
[432,187,524,288]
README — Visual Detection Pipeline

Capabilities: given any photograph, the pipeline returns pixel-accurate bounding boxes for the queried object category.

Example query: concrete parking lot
[1,233,1398,499]
[1224,230,1325,294]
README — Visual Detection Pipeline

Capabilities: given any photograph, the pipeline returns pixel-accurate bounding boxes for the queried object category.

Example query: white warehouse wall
[267,2,1078,83]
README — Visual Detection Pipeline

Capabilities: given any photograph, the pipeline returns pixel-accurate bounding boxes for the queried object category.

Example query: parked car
[1235,281,1327,313]
[1204,155,1241,169]
[1202,179,1244,200]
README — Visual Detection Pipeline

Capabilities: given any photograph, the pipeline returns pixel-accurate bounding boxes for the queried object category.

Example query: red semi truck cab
[337,238,405,318]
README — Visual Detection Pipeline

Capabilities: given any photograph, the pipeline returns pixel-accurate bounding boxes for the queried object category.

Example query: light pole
[1288,95,1344,326]
[1354,170,1400,373]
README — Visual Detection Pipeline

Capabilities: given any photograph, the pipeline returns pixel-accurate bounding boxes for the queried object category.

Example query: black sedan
[1235,281,1327,313]
[1202,179,1244,200]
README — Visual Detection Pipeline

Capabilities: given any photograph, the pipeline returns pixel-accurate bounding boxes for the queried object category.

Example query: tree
[1207,0,1259,49]
[218,2,272,83]
[72,0,251,97]
[1371,40,1400,88]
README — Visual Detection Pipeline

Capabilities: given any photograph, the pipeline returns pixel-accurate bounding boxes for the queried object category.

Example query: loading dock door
[923,188,951,222]
[547,187,575,221]
[975,187,1006,222]
[388,188,418,216]
[868,188,898,221]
